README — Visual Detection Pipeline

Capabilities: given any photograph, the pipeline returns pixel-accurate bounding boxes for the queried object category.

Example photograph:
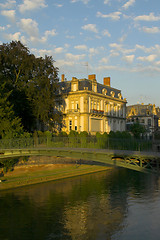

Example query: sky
[0,0,160,106]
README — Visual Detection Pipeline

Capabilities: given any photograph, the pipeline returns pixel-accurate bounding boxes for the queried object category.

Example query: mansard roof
[126,104,157,117]
[59,78,123,100]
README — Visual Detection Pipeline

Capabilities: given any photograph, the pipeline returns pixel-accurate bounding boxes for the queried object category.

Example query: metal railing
[0,136,156,152]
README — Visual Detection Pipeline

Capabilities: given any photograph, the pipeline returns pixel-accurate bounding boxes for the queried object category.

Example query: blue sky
[0,0,160,106]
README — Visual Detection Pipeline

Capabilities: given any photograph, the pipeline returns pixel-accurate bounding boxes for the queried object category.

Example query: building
[58,74,127,134]
[126,103,159,138]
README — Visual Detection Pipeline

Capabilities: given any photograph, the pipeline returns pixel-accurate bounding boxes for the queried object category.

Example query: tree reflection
[0,168,158,240]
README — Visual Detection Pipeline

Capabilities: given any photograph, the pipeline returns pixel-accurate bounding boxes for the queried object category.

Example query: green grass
[0,164,111,190]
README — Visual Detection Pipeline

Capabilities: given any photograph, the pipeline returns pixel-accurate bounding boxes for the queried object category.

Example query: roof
[58,78,123,99]
[126,104,157,117]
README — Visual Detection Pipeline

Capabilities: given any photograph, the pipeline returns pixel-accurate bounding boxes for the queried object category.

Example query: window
[75,119,77,131]
[69,120,72,130]
[97,102,99,110]
[102,88,107,95]
[110,91,115,97]
[148,119,151,126]
[71,101,74,109]
[141,119,145,124]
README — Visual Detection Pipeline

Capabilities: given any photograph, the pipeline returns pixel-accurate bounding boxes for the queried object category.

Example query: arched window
[102,88,107,95]
[110,91,115,97]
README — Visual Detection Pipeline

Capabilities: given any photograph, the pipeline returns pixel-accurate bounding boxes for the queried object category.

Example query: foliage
[0,157,19,173]
[154,131,160,140]
[0,83,23,139]
[79,131,88,147]
[130,122,146,139]
[0,41,61,132]
[58,131,68,137]
[68,130,79,147]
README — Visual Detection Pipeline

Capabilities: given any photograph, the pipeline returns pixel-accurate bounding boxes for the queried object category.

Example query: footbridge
[0,147,160,175]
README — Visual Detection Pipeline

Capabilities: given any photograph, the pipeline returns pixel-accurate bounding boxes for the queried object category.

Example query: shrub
[79,131,88,148]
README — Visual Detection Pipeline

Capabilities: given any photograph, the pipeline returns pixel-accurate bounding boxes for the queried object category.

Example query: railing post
[140,158,143,168]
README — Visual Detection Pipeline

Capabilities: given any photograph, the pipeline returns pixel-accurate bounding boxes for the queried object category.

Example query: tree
[130,122,146,139]
[0,41,61,131]
[0,83,23,139]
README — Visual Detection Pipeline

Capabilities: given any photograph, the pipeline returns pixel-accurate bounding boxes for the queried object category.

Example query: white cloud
[19,0,47,13]
[110,51,120,57]
[89,48,99,56]
[137,54,157,62]
[0,26,5,31]
[66,53,86,61]
[0,0,16,9]
[104,0,110,4]
[119,34,127,43]
[122,0,135,10]
[66,35,75,39]
[1,10,15,21]
[19,18,57,43]
[31,48,53,57]
[102,29,111,37]
[44,29,57,38]
[82,24,98,33]
[19,18,39,38]
[54,47,64,54]
[55,4,63,8]
[142,26,160,34]
[55,59,74,67]
[5,32,21,41]
[135,44,154,53]
[70,0,90,4]
[109,42,135,55]
[109,43,122,49]
[97,11,121,21]
[97,65,123,71]
[74,45,88,51]
[122,54,135,63]
[134,13,160,21]
[99,57,109,64]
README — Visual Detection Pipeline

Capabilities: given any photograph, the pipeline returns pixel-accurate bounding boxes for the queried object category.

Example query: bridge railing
[0,136,155,152]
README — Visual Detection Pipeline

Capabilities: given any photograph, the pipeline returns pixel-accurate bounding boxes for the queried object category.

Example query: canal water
[0,168,160,240]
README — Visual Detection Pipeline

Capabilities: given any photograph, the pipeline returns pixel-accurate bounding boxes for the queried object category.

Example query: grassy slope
[0,164,111,190]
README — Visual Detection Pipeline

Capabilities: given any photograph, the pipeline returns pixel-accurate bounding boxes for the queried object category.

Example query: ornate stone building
[59,74,127,134]
[126,103,159,138]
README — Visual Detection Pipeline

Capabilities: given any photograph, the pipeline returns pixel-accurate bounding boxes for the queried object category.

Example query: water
[0,168,160,240]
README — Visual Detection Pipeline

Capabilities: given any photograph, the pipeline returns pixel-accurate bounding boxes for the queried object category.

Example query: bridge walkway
[0,147,160,175]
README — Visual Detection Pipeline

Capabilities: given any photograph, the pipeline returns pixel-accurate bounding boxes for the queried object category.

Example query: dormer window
[110,91,115,97]
[102,88,107,95]
[118,93,122,99]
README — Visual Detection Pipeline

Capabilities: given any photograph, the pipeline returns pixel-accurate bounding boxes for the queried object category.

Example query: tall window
[148,119,151,126]
[69,120,72,130]
[71,101,74,109]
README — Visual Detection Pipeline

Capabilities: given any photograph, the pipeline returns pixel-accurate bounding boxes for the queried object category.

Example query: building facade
[58,74,127,135]
[126,103,159,138]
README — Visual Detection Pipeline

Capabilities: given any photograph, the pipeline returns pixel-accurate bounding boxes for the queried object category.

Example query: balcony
[67,109,79,114]
[90,109,104,116]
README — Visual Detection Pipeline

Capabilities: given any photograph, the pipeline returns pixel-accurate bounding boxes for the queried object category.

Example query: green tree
[130,122,146,139]
[0,41,61,131]
[0,84,23,139]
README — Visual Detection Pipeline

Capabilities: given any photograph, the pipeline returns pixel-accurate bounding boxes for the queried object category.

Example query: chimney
[103,77,110,87]
[61,74,65,82]
[88,74,96,80]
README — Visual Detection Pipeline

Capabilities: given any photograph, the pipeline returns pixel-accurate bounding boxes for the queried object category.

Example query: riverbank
[0,160,111,190]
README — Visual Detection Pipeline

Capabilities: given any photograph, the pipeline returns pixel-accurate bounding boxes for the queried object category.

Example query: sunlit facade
[126,103,159,138]
[59,74,127,134]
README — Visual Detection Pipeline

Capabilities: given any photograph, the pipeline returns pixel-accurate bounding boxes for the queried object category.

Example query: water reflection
[0,168,160,240]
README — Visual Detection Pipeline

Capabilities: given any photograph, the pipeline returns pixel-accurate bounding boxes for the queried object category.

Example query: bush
[96,132,105,148]
[79,131,88,148]
[69,130,79,147]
